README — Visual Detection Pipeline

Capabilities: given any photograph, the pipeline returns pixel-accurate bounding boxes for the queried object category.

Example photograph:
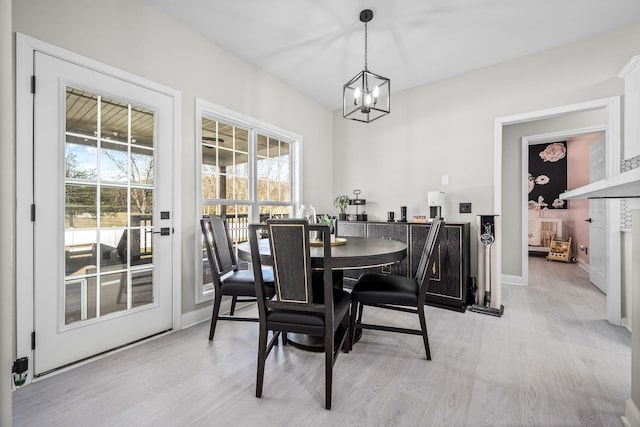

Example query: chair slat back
[208,215,237,276]
[200,217,223,288]
[248,221,333,319]
[248,223,270,310]
[415,219,445,294]
[267,219,314,304]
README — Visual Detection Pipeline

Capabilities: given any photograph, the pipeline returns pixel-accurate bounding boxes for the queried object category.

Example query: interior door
[33,52,174,375]
[589,137,606,293]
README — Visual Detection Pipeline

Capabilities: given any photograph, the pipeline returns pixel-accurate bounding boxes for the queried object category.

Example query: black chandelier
[343,9,390,123]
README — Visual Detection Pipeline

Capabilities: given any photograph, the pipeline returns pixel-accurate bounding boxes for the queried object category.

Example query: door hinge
[30,75,36,94]
[31,331,36,350]
[30,204,36,222]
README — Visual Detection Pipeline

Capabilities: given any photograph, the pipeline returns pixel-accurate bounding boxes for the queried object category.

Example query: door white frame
[520,126,606,288]
[15,33,182,383]
[494,97,621,325]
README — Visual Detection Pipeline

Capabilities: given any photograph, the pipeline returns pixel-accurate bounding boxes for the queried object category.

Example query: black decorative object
[400,206,407,222]
[348,189,367,221]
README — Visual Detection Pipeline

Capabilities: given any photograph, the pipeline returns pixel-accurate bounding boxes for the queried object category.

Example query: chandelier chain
[364,21,368,71]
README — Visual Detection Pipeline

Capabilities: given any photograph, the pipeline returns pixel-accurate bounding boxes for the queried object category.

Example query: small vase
[297,204,316,223]
[298,204,317,239]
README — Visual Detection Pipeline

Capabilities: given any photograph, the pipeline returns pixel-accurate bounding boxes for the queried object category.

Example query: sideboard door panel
[366,223,409,276]
[410,223,470,311]
[337,221,366,238]
[337,221,367,282]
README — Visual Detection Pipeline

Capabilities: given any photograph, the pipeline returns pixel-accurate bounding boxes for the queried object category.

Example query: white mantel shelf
[560,168,640,199]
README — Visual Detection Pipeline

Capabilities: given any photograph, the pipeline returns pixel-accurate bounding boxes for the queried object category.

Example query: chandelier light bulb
[354,87,362,104]
[364,93,372,106]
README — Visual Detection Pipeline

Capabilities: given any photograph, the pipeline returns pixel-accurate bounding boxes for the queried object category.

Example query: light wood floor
[13,257,630,426]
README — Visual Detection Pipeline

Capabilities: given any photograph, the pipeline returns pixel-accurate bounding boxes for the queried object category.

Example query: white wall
[333,22,640,280]
[12,0,334,313]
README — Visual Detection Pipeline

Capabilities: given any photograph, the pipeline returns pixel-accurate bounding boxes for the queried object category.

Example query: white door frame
[520,126,606,289]
[15,33,182,383]
[494,97,621,325]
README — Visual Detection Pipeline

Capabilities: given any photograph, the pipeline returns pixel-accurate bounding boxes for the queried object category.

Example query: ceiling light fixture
[343,9,390,123]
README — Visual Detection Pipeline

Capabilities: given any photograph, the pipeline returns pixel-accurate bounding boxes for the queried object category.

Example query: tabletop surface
[237,236,407,270]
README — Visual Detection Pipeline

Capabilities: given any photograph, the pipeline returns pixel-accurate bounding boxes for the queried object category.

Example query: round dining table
[236,236,407,270]
[236,235,407,351]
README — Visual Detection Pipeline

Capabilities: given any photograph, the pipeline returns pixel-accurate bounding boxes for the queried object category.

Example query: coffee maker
[427,191,445,221]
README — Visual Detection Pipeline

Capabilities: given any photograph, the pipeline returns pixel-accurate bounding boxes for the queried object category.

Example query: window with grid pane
[196,101,299,302]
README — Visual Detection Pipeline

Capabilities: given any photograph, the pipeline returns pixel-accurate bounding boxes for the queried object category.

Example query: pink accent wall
[566,132,605,265]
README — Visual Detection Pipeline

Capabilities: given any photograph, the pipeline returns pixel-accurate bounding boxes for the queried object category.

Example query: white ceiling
[147,0,640,110]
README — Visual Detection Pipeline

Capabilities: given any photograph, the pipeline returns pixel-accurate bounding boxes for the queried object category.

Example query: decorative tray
[310,237,347,247]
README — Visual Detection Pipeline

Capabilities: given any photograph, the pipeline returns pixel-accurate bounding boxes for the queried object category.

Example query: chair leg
[353,302,365,345]
[346,308,352,352]
[282,332,288,346]
[349,302,358,348]
[256,323,268,398]
[417,305,432,360]
[208,292,223,341]
[325,331,333,410]
[229,295,238,315]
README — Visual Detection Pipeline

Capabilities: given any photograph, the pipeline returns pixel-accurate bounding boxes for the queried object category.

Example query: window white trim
[194,98,301,303]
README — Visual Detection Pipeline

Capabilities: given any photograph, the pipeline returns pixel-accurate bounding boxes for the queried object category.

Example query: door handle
[152,227,172,236]
[585,218,592,223]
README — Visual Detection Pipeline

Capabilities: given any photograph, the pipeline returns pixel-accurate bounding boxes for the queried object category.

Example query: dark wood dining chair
[200,215,275,341]
[349,218,444,360]
[248,219,351,410]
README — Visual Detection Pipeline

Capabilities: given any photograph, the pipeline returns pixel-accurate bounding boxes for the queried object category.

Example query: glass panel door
[33,51,174,375]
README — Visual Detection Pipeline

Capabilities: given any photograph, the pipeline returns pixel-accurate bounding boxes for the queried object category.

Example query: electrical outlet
[459,202,472,214]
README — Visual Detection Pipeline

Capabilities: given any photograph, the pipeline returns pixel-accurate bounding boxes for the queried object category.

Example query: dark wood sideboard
[337,221,470,312]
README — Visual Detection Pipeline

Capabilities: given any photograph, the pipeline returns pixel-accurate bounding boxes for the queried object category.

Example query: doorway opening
[494,97,621,325]
[523,128,607,295]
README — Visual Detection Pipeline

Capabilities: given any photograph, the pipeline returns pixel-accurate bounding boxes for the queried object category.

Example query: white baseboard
[502,274,526,286]
[181,305,212,330]
[576,258,590,273]
[622,398,640,427]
